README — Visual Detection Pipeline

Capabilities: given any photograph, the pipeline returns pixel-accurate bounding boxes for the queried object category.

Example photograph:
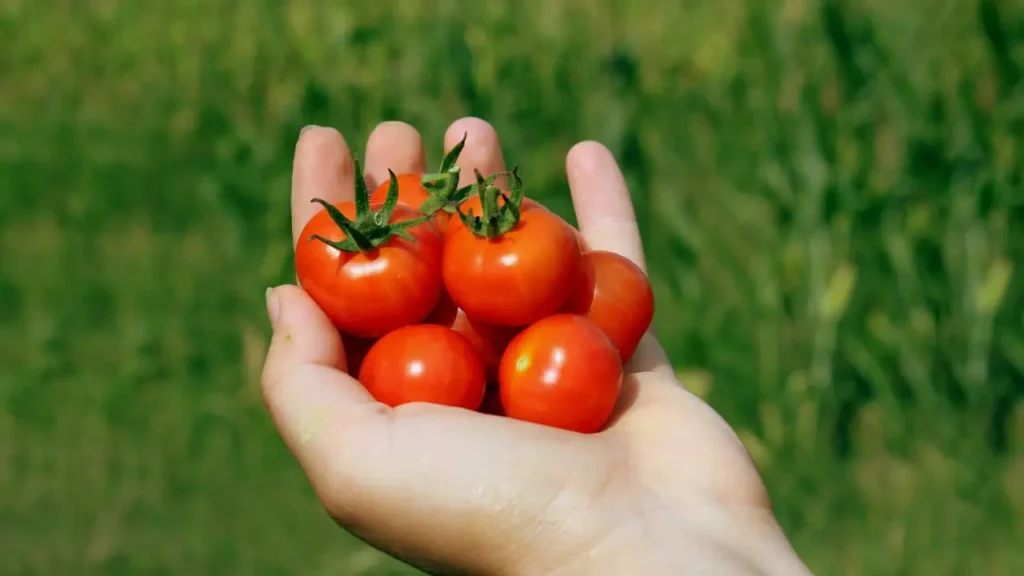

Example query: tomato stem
[308,162,431,253]
[455,166,524,239]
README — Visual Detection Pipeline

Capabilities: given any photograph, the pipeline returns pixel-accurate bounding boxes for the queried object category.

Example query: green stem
[307,168,428,253]
[456,165,526,239]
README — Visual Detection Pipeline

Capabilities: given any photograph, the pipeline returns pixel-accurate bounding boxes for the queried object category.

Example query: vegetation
[1,0,1021,574]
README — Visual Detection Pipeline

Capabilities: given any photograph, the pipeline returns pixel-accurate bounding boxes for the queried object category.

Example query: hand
[261,118,812,575]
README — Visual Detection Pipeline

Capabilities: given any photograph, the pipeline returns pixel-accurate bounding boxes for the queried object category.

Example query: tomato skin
[368,174,451,234]
[426,290,521,380]
[294,203,443,338]
[358,324,487,409]
[499,314,622,433]
[561,250,654,364]
[443,203,581,327]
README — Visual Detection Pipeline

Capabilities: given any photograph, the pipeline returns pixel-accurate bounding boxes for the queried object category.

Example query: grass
[1,0,1022,574]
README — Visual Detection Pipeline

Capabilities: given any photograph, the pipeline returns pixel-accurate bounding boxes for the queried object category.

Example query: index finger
[566,141,646,271]
[291,126,356,246]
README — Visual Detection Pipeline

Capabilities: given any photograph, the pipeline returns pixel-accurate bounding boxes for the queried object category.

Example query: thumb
[260,285,392,507]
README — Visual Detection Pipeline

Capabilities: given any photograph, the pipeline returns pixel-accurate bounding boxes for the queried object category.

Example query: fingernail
[265,287,280,327]
[300,125,319,136]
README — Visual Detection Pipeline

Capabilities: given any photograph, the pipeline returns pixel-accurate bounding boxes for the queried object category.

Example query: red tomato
[498,314,622,433]
[443,198,580,326]
[561,250,654,364]
[426,291,521,380]
[295,201,443,338]
[358,324,487,409]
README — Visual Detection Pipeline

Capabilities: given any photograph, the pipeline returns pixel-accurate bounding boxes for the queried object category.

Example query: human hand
[261,118,812,575]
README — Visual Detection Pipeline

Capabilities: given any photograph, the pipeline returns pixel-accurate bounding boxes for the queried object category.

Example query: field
[2,0,1023,574]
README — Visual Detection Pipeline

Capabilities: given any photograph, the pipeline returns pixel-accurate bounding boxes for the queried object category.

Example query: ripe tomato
[294,168,443,339]
[443,170,581,326]
[358,324,487,409]
[426,290,521,380]
[498,314,622,433]
[561,250,654,364]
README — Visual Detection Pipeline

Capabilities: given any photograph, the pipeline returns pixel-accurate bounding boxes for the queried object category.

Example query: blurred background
[2,0,1022,574]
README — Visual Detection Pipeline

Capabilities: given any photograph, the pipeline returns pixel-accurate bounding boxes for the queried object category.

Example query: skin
[499,314,623,434]
[561,250,656,364]
[264,118,813,575]
[293,202,443,339]
[443,200,582,327]
[358,324,487,410]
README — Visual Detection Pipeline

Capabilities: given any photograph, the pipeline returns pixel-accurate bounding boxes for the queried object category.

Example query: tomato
[426,290,522,380]
[498,314,622,433]
[294,168,443,338]
[443,170,581,326]
[358,324,487,409]
[561,250,654,364]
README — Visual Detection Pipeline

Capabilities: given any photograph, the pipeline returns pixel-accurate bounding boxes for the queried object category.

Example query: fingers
[364,122,427,190]
[566,141,646,272]
[444,118,507,188]
[261,285,390,495]
[291,127,356,246]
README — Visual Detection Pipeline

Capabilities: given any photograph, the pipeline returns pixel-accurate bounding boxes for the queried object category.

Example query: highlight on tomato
[443,168,582,327]
[358,324,487,410]
[294,164,443,339]
[561,250,654,364]
[498,314,623,434]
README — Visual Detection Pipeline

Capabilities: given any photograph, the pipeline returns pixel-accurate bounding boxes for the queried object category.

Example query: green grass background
[2,0,1023,574]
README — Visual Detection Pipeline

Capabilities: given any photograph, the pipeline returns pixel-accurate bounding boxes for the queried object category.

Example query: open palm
[262,118,810,575]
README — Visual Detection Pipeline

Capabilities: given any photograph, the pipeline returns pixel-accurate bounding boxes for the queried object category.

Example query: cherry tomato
[561,250,654,364]
[295,200,443,339]
[426,290,522,380]
[358,324,487,409]
[443,174,581,326]
[444,195,549,238]
[498,314,622,433]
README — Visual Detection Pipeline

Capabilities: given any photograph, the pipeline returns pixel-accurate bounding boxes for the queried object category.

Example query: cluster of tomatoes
[294,138,655,433]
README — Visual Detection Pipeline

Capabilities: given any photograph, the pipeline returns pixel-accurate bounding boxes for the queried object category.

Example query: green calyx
[415,132,500,216]
[456,166,524,239]
[308,158,430,252]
